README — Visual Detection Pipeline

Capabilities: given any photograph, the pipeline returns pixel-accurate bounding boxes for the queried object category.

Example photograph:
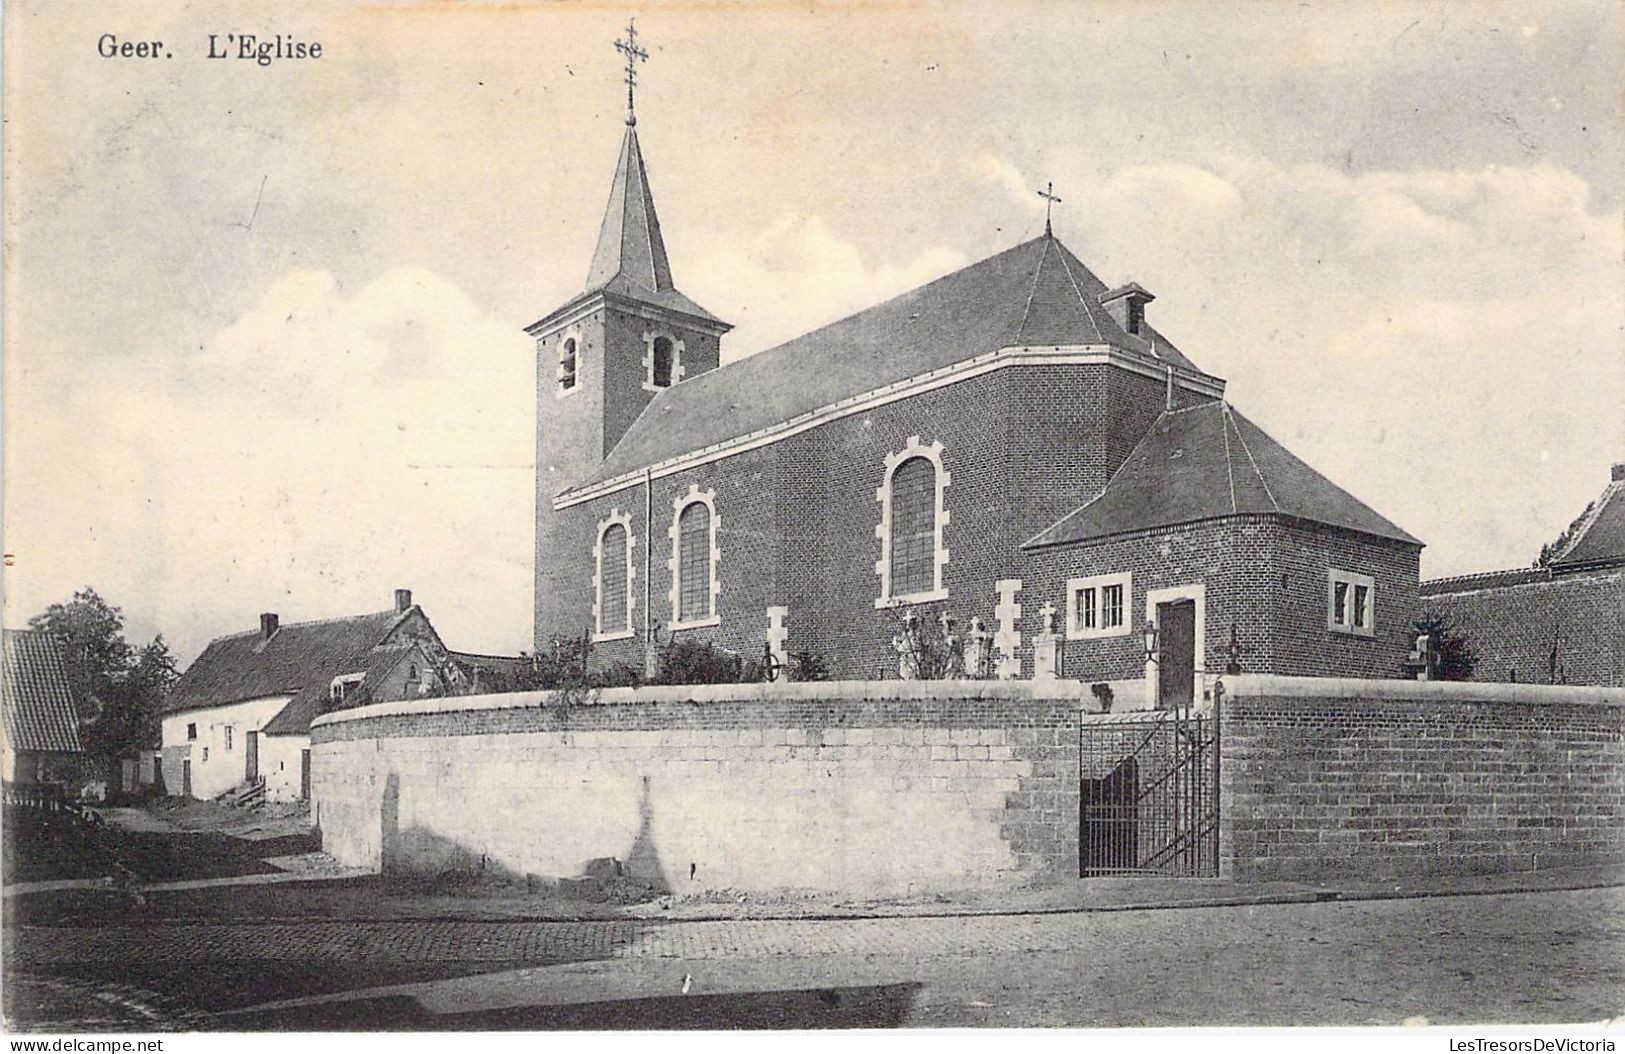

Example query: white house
[159,589,463,803]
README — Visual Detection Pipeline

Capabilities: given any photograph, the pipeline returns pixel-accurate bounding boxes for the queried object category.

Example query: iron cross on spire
[1036,181,1062,235]
[614,18,649,126]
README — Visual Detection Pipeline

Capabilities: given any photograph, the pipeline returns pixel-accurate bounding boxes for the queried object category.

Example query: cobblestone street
[6,886,1622,1028]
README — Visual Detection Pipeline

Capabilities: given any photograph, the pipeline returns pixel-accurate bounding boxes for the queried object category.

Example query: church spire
[586,20,673,294]
[585,125,674,292]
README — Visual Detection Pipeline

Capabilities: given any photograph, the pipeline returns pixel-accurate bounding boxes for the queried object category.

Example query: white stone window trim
[642,328,687,393]
[668,484,721,630]
[874,435,952,608]
[1066,571,1133,640]
[1144,583,1207,706]
[1327,568,1376,638]
[553,325,584,400]
[592,508,637,642]
[329,672,365,704]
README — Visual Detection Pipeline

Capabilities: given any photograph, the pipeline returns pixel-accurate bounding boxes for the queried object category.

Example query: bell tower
[528,19,732,648]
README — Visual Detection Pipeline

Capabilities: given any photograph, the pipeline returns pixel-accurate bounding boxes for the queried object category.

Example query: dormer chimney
[1099,282,1156,338]
[394,588,413,614]
[259,613,279,640]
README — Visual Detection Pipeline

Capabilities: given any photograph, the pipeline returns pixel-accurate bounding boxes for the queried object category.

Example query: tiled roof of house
[1419,567,1552,595]
[1,629,84,754]
[1551,474,1625,572]
[166,609,413,736]
[569,233,1215,492]
[1024,401,1421,549]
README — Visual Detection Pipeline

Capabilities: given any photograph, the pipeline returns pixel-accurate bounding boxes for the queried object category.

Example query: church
[530,29,1423,705]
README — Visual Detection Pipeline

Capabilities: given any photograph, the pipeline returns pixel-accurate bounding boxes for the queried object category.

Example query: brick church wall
[1021,517,1419,684]
[1269,520,1419,678]
[551,361,1232,680]
[1422,571,1624,687]
[1220,676,1625,882]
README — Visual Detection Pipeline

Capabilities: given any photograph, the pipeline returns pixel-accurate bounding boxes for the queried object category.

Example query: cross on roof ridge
[614,18,649,126]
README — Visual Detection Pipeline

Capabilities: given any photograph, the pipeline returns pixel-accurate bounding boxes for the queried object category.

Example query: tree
[1415,613,1478,682]
[27,588,177,758]
[1536,501,1594,567]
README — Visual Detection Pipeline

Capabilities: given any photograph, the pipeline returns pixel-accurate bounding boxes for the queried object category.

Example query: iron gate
[1079,708,1219,877]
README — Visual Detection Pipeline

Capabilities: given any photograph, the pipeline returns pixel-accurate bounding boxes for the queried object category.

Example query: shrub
[789,650,831,681]
[1414,613,1478,682]
[888,606,964,679]
[653,638,747,685]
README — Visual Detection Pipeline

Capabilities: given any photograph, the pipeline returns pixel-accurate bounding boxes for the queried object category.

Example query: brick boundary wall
[1218,675,1625,883]
[310,681,1109,895]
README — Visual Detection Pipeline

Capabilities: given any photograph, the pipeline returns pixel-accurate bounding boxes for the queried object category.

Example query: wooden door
[181,759,192,797]
[300,749,312,800]
[245,730,260,783]
[1157,599,1197,709]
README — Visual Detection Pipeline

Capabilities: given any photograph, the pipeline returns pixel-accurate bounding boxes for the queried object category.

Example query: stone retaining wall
[311,682,1098,895]
[311,676,1625,893]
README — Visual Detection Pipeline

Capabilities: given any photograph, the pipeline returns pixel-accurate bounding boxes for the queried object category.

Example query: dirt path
[7,887,1622,1029]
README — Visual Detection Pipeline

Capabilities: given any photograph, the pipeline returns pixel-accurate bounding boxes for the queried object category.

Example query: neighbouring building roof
[166,608,421,736]
[1,629,84,754]
[1024,401,1421,549]
[449,650,536,693]
[1419,567,1553,595]
[570,233,1218,492]
[1550,469,1625,572]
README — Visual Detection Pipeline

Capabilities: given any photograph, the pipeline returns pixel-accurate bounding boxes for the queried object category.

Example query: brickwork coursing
[539,359,1274,680]
[313,687,1087,893]
[533,303,723,650]
[1219,690,1625,882]
[1422,572,1623,687]
[313,679,1625,893]
[1023,517,1419,684]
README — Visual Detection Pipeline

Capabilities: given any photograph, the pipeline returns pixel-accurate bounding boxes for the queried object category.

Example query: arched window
[600,524,629,631]
[875,436,951,605]
[889,457,937,596]
[677,502,710,621]
[668,486,720,627]
[651,336,674,388]
[559,337,578,392]
[593,511,635,640]
[643,331,685,392]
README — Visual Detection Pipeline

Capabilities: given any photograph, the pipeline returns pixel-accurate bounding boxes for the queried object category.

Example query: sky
[3,0,1621,664]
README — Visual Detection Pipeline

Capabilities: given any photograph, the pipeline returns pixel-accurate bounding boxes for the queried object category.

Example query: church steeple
[585,126,674,294]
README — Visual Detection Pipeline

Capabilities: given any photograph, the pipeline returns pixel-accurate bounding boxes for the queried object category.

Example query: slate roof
[2,630,84,754]
[165,608,416,737]
[1550,475,1625,572]
[1420,568,1552,595]
[569,234,1216,493]
[449,650,536,693]
[1024,401,1421,549]
[534,126,727,331]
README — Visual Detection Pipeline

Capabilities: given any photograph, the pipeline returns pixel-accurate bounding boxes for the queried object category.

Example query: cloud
[7,268,536,661]
[692,213,969,359]
[1045,156,1621,577]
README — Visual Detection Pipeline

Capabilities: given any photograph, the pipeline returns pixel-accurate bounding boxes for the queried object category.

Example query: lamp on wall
[1142,619,1159,665]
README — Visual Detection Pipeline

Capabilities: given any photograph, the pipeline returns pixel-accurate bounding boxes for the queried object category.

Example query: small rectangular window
[1328,569,1376,637]
[1067,572,1132,640]
[225,726,234,751]
[1101,584,1125,629]
[187,723,197,741]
